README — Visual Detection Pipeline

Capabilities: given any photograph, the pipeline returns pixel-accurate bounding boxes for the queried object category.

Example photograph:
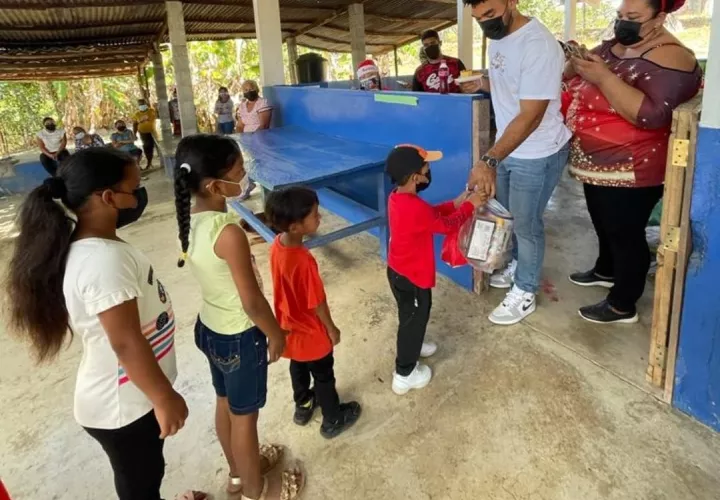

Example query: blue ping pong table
[229,126,392,249]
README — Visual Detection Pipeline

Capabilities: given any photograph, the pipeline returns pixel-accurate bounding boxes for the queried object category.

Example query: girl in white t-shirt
[5,148,206,500]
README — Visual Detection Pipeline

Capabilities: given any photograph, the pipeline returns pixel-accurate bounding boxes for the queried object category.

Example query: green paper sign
[374,94,418,106]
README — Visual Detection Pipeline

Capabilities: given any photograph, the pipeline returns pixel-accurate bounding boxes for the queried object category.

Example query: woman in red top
[562,0,701,324]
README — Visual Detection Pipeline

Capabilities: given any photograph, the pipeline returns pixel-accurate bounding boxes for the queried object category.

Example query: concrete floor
[2,171,720,500]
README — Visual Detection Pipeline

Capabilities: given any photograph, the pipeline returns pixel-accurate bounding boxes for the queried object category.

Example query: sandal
[240,469,304,500]
[227,444,285,494]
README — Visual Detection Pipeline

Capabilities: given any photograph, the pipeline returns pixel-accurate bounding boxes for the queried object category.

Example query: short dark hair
[421,29,440,42]
[219,86,229,92]
[265,186,319,233]
[463,0,488,5]
[42,117,54,124]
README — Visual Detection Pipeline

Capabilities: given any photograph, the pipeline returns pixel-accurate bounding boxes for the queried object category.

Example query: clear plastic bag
[458,199,514,273]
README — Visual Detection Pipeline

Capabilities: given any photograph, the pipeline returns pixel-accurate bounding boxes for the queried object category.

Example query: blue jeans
[194,318,268,415]
[217,121,234,134]
[495,142,570,294]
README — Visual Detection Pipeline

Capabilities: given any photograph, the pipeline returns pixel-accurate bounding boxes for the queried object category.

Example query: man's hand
[467,190,489,207]
[459,75,488,94]
[467,161,497,198]
[267,330,288,363]
[154,390,188,439]
[328,325,341,346]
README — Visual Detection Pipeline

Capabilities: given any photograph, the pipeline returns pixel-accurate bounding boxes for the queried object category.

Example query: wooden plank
[664,96,703,401]
[471,99,493,294]
[647,102,694,386]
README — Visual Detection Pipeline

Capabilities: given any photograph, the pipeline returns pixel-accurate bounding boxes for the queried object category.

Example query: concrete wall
[264,85,487,290]
[673,126,720,430]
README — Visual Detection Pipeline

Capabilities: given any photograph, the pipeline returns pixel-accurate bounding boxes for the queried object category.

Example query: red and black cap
[385,144,443,184]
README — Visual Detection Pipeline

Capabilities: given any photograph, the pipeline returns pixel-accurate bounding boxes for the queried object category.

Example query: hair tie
[42,177,66,200]
[179,163,191,173]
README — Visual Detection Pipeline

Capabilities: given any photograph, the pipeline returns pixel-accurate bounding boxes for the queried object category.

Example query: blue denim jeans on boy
[495,142,570,294]
[194,317,268,415]
[217,121,235,134]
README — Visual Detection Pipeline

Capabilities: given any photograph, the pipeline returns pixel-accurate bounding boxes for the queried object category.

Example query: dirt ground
[2,170,720,500]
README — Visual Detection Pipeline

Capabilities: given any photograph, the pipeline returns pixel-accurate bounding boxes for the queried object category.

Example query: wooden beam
[298,33,390,48]
[0,0,164,8]
[391,19,457,50]
[0,45,149,60]
[0,33,157,47]
[323,24,418,37]
[0,20,163,32]
[365,14,456,23]
[284,0,370,41]
[0,56,146,69]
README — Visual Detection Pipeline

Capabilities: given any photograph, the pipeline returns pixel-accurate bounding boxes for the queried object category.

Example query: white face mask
[208,176,248,202]
[75,132,85,140]
[139,104,148,111]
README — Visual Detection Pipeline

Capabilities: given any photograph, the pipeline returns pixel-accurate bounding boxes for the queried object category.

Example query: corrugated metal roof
[0,0,458,80]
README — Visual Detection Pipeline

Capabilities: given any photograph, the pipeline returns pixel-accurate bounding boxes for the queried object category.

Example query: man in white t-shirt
[36,117,69,176]
[461,0,571,325]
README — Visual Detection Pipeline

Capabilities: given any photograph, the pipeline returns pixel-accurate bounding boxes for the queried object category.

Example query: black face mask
[244,91,259,101]
[117,125,127,132]
[614,19,644,46]
[116,187,148,229]
[417,170,432,192]
[479,7,511,40]
[45,124,56,132]
[424,45,441,61]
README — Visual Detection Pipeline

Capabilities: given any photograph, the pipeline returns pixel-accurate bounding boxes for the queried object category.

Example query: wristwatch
[481,154,499,169]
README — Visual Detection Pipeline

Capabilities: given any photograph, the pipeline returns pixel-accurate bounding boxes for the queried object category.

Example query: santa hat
[357,59,379,80]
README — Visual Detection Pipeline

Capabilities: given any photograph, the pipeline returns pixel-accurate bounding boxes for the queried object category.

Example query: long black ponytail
[173,134,243,267]
[4,148,134,362]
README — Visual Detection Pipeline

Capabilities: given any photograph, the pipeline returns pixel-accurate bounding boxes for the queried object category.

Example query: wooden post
[393,46,399,77]
[481,34,488,69]
[472,98,493,294]
[647,93,703,395]
[287,37,298,84]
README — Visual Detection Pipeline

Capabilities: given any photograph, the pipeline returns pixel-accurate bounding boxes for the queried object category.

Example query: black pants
[84,411,165,500]
[139,132,155,165]
[39,150,70,176]
[584,183,664,312]
[289,352,340,422]
[387,267,432,376]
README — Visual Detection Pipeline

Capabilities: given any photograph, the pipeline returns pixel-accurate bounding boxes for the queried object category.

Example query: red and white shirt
[63,239,177,430]
[412,57,466,93]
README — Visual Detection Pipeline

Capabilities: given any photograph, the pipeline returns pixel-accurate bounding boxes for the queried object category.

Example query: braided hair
[173,134,243,268]
[5,148,134,362]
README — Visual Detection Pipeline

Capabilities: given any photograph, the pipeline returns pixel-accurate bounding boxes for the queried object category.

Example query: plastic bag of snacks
[458,199,514,273]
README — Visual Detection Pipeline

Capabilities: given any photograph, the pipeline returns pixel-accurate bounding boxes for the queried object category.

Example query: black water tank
[296,53,328,84]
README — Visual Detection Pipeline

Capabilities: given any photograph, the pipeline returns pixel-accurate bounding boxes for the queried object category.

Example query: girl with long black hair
[5,148,205,500]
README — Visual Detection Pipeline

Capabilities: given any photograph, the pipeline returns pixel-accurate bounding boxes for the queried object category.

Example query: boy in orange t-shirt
[266,187,362,439]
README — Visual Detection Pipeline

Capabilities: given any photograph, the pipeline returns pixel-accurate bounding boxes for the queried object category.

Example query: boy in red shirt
[266,187,362,439]
[386,145,486,395]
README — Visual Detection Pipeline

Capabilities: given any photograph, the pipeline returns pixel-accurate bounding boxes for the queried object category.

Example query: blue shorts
[217,121,234,134]
[194,318,268,415]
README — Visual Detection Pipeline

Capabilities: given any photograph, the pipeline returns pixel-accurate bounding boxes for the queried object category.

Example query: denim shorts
[194,317,268,415]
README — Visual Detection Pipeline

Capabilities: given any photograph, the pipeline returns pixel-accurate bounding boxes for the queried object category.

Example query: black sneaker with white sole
[579,300,638,324]
[293,396,316,426]
[569,269,615,288]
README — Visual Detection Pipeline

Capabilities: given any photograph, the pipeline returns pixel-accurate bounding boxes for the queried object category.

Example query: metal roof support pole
[252,0,286,86]
[166,0,198,136]
[349,3,367,76]
[287,37,299,85]
[563,0,577,41]
[150,46,173,143]
[701,0,720,128]
[457,0,474,69]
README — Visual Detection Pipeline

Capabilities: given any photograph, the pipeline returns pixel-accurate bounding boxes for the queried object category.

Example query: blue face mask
[139,104,149,111]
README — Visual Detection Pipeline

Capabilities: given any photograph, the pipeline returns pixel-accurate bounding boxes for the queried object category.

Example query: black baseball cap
[385,144,443,184]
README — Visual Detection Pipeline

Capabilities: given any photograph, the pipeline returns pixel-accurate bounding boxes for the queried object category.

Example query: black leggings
[584,183,664,312]
[84,412,165,500]
[39,150,70,176]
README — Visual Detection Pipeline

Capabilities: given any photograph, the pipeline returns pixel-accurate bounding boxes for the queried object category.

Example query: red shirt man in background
[412,29,467,93]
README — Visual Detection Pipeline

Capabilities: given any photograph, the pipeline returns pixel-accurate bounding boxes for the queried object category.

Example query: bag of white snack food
[458,199,514,273]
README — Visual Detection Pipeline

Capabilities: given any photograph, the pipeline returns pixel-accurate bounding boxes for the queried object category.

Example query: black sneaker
[579,300,638,324]
[320,402,362,439]
[569,269,615,288]
[293,396,316,426]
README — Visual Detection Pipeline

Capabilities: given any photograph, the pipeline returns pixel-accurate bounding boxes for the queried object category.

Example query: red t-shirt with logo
[412,57,466,93]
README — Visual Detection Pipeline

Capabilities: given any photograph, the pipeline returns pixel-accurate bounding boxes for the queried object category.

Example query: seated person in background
[110,120,143,161]
[132,98,157,170]
[168,87,181,136]
[36,117,69,176]
[563,0,702,324]
[356,59,387,91]
[412,30,466,93]
[72,127,105,151]
[236,80,272,133]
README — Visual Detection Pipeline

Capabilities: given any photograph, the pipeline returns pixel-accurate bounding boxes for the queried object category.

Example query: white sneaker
[392,363,432,395]
[488,285,536,325]
[489,259,517,289]
[420,342,437,358]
